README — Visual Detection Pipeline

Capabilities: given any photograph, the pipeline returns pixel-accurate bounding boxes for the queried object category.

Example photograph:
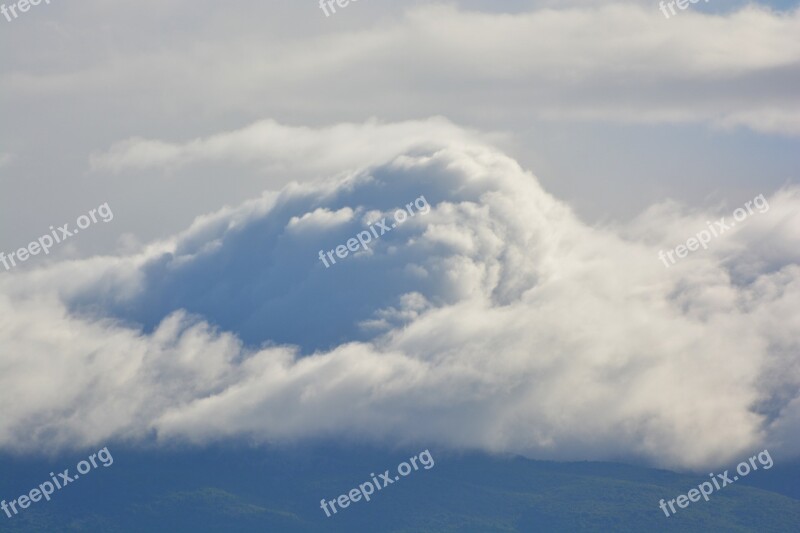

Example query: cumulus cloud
[1,119,800,471]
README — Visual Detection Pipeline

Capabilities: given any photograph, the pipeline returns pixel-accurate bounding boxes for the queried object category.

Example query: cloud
[90,117,499,174]
[5,2,800,135]
[2,119,800,471]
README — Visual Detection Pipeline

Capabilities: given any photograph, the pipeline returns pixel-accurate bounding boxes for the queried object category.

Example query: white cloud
[90,117,499,174]
[1,120,799,470]
[287,207,355,232]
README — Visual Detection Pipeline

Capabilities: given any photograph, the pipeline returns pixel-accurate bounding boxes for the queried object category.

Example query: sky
[0,0,799,473]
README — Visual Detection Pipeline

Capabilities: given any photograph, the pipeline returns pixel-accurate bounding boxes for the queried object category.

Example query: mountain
[0,444,797,532]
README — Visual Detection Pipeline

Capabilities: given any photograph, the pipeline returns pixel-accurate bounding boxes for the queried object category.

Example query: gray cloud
[5,2,800,134]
